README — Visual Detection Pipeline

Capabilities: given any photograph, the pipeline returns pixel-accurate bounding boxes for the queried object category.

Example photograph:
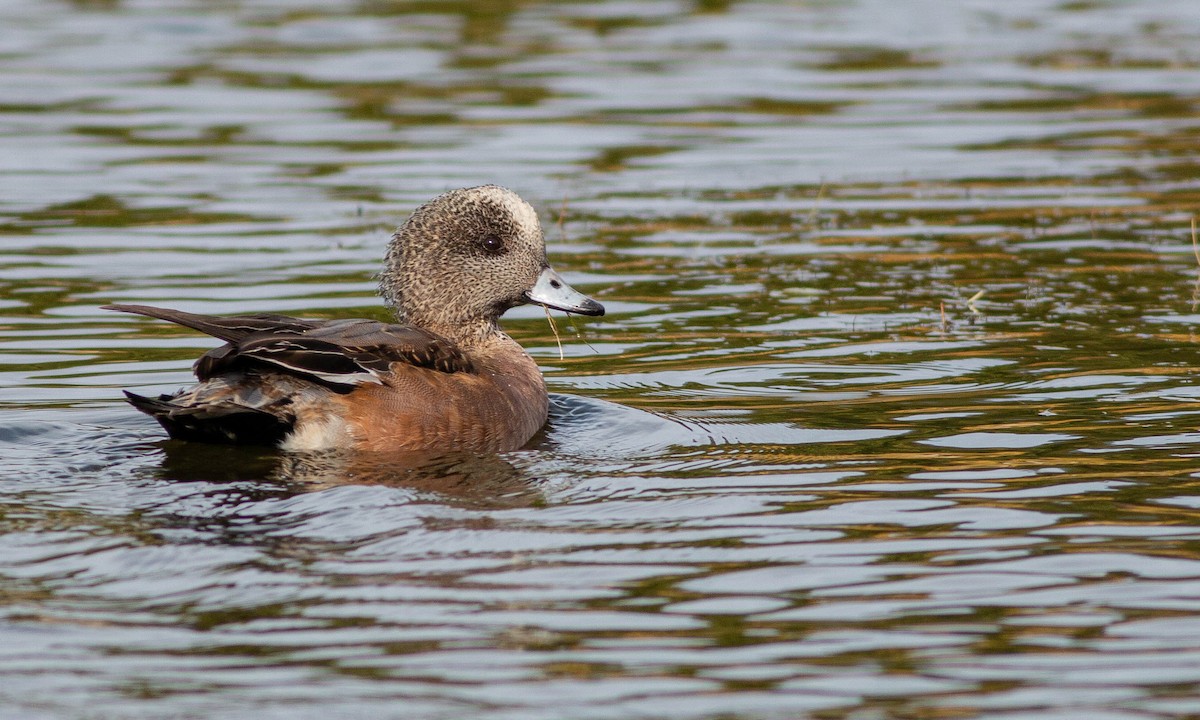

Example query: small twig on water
[967,289,985,316]
[804,181,828,231]
[565,313,600,355]
[543,305,564,360]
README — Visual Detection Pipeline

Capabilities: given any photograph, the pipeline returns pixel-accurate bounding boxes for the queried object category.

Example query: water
[3,0,1200,717]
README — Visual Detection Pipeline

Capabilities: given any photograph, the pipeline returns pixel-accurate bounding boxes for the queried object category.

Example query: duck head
[379,185,603,342]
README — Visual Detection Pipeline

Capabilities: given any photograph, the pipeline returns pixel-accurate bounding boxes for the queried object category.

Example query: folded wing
[103,303,474,390]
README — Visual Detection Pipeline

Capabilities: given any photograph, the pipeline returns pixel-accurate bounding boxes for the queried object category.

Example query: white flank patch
[281,415,353,452]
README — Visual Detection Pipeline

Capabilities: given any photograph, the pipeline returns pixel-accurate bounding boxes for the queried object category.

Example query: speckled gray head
[379,185,603,341]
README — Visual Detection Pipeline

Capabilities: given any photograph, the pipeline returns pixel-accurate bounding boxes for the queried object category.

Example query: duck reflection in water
[153,438,546,507]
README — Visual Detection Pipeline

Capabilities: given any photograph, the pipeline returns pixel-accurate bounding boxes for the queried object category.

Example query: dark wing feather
[209,335,377,383]
[103,303,317,342]
[201,320,475,386]
[305,320,476,374]
[105,305,474,388]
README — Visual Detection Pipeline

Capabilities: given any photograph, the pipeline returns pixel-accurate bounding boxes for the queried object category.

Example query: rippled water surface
[4,1,1200,718]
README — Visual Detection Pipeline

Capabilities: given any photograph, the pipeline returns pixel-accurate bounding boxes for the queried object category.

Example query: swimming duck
[105,185,604,452]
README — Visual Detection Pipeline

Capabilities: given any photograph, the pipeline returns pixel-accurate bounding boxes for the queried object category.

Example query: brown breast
[333,335,548,453]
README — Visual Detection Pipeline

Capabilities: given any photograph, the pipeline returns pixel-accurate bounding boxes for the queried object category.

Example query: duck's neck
[396,308,504,349]
[382,276,512,348]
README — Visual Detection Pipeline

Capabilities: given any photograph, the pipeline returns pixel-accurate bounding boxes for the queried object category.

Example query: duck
[104,185,604,453]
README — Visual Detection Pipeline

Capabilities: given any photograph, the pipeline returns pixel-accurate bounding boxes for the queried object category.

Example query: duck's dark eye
[480,234,504,254]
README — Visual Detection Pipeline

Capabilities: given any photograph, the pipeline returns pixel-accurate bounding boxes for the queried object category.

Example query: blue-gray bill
[525,267,604,316]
